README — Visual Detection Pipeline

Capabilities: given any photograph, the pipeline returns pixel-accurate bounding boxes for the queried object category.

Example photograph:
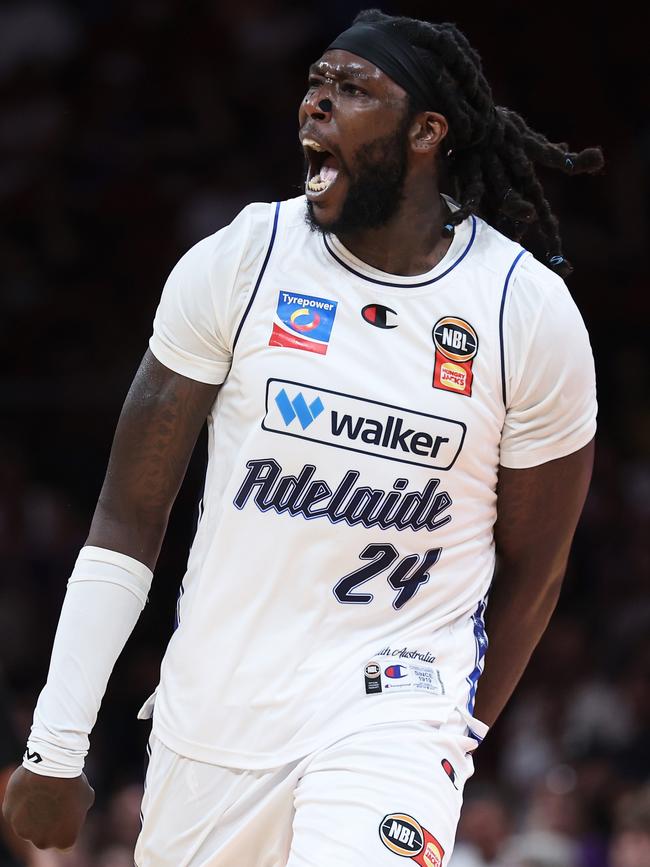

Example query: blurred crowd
[1,1,648,865]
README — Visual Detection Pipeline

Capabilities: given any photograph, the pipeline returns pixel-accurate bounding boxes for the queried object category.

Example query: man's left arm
[473,438,595,729]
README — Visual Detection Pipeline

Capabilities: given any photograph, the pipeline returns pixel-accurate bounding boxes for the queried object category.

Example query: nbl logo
[432,317,478,363]
[379,814,424,856]
[378,813,445,865]
[432,316,479,398]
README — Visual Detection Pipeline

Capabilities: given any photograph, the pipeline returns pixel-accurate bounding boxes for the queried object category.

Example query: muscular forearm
[472,564,564,728]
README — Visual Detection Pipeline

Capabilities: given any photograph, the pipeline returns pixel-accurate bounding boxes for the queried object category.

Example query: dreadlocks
[353,9,604,277]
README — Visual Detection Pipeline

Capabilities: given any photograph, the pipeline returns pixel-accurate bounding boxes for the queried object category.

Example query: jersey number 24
[333,544,441,609]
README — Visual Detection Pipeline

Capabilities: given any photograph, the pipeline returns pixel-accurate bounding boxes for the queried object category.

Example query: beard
[305,113,411,237]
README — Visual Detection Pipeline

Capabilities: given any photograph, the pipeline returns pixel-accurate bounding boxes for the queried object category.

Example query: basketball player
[3,10,603,866]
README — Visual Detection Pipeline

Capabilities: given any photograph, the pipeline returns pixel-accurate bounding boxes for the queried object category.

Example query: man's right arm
[86,348,220,567]
[2,349,219,850]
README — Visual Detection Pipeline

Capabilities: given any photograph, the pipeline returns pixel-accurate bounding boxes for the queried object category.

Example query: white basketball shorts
[134,713,482,867]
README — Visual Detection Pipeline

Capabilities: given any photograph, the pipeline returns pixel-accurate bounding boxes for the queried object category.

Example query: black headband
[328,22,439,110]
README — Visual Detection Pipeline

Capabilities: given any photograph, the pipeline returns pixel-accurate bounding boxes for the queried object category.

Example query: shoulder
[276,194,310,231]
[167,200,277,292]
[200,200,276,260]
[511,253,572,304]
[463,216,527,283]
[507,253,587,342]
[471,217,580,314]
[199,196,309,262]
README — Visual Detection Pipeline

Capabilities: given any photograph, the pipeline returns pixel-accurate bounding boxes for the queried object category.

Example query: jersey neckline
[322,204,477,290]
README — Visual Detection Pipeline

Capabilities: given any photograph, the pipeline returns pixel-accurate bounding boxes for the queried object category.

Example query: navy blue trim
[323,216,477,287]
[465,596,488,716]
[232,201,281,350]
[498,249,527,406]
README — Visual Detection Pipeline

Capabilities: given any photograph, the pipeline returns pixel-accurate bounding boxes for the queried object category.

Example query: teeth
[307,176,328,191]
[302,138,326,152]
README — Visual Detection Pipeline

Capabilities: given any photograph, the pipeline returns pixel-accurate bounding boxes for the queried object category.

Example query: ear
[409,111,449,154]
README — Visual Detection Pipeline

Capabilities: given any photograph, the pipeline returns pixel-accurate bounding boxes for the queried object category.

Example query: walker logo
[269,291,338,355]
[275,388,324,430]
[263,380,465,470]
[379,813,445,866]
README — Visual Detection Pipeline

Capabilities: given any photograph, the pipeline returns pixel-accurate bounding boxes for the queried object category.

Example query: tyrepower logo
[262,379,465,470]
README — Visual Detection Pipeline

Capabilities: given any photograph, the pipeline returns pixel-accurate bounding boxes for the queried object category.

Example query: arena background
[1,1,648,865]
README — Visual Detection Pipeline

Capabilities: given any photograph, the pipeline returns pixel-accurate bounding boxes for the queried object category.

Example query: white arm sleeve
[500,256,597,469]
[148,201,273,384]
[24,547,153,778]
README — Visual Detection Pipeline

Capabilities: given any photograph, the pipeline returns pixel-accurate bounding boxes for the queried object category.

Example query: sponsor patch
[432,316,478,397]
[364,661,382,695]
[274,388,323,429]
[379,814,445,866]
[269,291,338,355]
[419,836,445,867]
[263,379,466,471]
[362,303,398,329]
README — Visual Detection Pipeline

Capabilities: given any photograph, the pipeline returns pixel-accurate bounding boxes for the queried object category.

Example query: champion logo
[441,758,458,789]
[275,388,324,430]
[362,303,398,329]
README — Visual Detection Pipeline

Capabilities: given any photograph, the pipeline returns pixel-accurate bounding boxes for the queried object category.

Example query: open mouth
[303,138,341,196]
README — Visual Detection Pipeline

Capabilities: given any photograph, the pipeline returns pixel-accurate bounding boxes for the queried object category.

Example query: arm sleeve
[148,201,272,385]
[23,547,152,778]
[499,257,597,469]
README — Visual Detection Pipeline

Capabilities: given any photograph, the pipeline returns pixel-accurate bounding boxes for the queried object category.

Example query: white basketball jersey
[145,195,596,768]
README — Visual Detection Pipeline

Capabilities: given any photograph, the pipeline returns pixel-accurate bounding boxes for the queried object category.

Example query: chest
[226,242,505,478]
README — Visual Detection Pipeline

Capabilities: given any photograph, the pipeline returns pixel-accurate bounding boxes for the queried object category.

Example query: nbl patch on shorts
[379,813,445,866]
[269,291,338,355]
[432,316,478,397]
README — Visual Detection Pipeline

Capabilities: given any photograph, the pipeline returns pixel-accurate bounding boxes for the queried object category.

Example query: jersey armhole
[498,249,528,408]
[231,200,282,351]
